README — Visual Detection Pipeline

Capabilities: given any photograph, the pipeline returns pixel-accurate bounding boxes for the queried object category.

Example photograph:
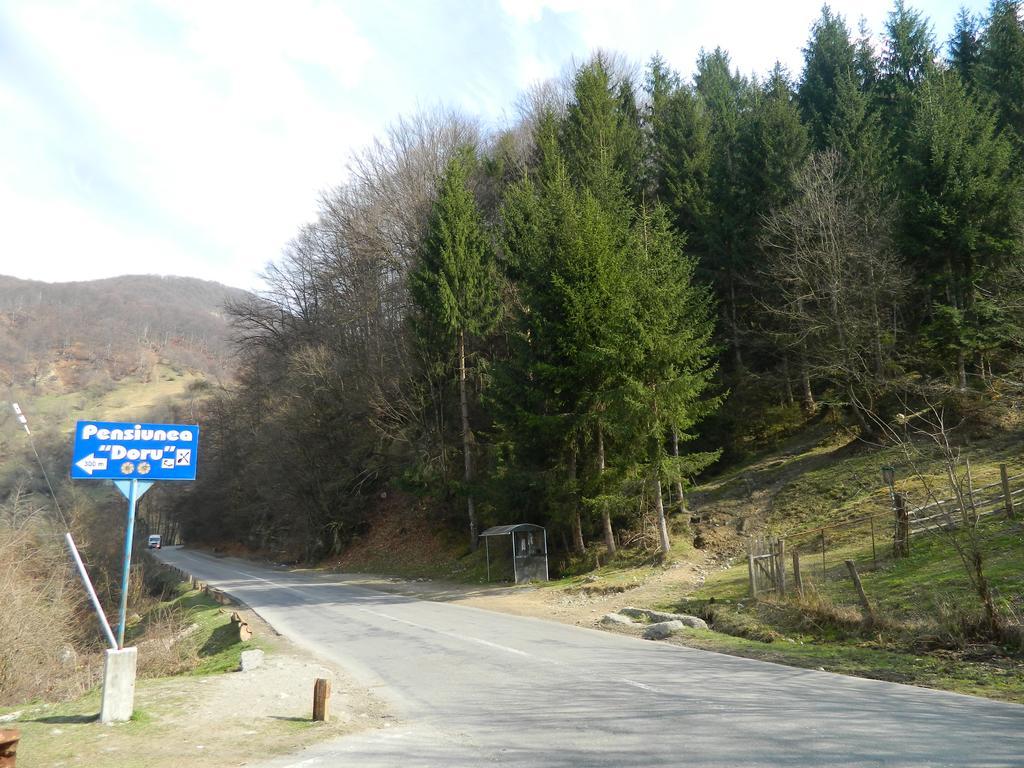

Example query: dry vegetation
[0,495,97,705]
[0,491,223,707]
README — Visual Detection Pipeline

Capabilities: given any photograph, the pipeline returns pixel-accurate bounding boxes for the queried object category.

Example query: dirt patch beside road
[9,610,389,768]
[329,555,709,629]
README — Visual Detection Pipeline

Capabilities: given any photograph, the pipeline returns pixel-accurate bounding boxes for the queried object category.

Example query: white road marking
[170,552,668,696]
[355,606,533,658]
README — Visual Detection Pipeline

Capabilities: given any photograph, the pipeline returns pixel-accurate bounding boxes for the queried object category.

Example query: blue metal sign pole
[113,478,153,648]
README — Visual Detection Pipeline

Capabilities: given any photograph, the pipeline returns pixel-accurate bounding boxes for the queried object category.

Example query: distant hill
[0,274,250,393]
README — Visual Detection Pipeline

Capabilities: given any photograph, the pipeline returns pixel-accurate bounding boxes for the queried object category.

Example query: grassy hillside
[0,272,243,500]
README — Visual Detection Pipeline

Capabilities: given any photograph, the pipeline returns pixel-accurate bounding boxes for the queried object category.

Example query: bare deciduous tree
[762,149,908,432]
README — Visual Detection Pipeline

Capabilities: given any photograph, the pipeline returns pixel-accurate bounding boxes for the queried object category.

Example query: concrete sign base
[99,647,137,723]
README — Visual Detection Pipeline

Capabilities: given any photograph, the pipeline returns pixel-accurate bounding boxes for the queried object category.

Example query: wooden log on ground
[0,728,19,768]
[313,678,331,722]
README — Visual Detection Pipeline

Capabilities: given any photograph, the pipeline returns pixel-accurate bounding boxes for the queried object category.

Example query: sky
[0,0,984,291]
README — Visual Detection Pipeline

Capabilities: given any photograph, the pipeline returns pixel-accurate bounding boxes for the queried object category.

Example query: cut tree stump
[230,611,253,642]
[0,728,19,768]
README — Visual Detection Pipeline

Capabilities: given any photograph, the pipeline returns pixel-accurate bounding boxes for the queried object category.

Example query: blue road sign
[71,421,200,481]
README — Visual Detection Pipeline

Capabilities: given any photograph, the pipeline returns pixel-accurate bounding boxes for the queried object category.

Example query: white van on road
[147,534,162,549]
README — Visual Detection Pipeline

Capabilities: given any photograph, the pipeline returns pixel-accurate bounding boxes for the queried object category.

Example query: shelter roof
[479,523,545,537]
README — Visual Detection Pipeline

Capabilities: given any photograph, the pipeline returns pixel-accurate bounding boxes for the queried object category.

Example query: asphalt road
[155,547,1024,767]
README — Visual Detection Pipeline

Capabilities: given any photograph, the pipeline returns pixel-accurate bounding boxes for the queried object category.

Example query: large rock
[599,613,635,626]
[645,610,708,630]
[621,606,708,630]
[643,620,684,640]
[239,649,264,672]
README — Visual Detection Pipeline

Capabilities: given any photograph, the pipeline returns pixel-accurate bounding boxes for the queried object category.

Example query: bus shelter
[480,524,549,584]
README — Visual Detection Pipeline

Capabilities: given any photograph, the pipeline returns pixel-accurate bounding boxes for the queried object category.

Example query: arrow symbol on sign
[75,454,108,475]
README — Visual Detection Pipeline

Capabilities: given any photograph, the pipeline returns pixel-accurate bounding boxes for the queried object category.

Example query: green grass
[687,505,1023,623]
[570,424,1024,701]
[673,627,1024,701]
[666,452,1024,701]
[120,573,263,678]
[170,586,265,675]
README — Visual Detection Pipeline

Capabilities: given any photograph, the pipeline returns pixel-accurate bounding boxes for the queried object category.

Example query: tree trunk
[781,355,795,406]
[654,476,671,554]
[597,424,616,556]
[728,273,743,371]
[671,427,686,514]
[458,329,477,551]
[957,349,968,391]
[847,383,872,437]
[868,263,885,377]
[801,355,815,413]
[568,446,584,553]
[796,297,815,413]
[971,549,1000,638]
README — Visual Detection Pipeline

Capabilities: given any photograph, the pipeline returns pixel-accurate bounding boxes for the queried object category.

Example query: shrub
[0,502,99,705]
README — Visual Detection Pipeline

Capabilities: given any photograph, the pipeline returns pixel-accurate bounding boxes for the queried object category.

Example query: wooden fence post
[313,678,331,722]
[845,560,875,623]
[1000,464,1016,520]
[869,517,877,569]
[893,493,910,558]
[820,529,826,576]
[776,538,786,597]
[792,550,803,598]
[747,551,758,598]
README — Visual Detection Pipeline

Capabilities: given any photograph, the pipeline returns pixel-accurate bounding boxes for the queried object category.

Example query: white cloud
[0,0,377,289]
[0,0,989,291]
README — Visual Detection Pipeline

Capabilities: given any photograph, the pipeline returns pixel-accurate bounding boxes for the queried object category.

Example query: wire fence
[746,464,1022,602]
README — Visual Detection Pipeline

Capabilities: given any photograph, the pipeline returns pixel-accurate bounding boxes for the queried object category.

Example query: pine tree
[948,7,982,88]
[613,205,720,552]
[799,6,856,151]
[561,54,643,206]
[827,77,891,197]
[694,47,751,371]
[409,151,501,549]
[976,0,1024,149]
[740,66,810,221]
[854,18,880,93]
[879,0,938,151]
[645,55,712,248]
[498,123,635,556]
[900,70,1024,388]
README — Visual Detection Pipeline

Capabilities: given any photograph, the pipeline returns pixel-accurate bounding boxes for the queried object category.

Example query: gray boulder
[643,620,684,640]
[600,613,635,626]
[621,606,708,630]
[239,648,264,672]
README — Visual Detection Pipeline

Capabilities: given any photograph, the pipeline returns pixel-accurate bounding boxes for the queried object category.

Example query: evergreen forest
[173,1,1024,565]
